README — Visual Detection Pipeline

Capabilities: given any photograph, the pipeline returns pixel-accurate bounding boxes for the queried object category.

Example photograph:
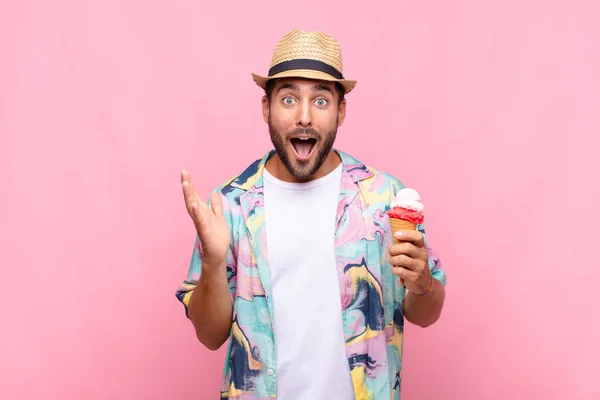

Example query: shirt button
[267,369,274,376]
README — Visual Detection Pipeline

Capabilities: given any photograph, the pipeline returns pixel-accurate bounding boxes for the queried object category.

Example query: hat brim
[252,69,357,94]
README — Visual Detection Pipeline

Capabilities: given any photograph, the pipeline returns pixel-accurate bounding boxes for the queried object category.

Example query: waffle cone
[389,218,417,244]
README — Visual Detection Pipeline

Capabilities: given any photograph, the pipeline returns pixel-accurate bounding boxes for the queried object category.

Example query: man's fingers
[210,192,225,219]
[181,170,195,208]
[390,230,423,285]
[181,169,207,215]
[190,201,209,237]
[391,266,418,282]
[389,242,420,258]
[181,169,200,194]
[181,169,189,184]
[390,254,420,271]
[393,230,425,247]
[182,183,193,210]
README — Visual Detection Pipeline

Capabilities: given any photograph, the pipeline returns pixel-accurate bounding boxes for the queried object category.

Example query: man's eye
[315,98,328,106]
[283,97,295,105]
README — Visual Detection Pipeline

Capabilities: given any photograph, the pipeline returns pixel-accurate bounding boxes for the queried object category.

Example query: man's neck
[265,151,341,183]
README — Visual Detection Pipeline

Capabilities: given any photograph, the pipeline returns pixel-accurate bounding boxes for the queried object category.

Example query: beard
[268,115,338,181]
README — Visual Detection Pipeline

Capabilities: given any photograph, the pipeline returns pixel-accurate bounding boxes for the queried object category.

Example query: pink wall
[1,1,599,399]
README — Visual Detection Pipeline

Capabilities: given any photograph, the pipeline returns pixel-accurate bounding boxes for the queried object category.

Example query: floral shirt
[176,149,446,399]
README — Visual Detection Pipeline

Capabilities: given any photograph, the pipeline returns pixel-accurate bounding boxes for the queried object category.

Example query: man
[176,29,447,400]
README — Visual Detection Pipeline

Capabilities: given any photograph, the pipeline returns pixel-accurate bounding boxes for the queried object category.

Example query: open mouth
[290,137,317,159]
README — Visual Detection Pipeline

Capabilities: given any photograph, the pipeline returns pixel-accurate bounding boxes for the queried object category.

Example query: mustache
[286,127,321,139]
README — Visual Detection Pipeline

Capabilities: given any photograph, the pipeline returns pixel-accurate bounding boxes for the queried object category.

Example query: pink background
[1,1,599,399]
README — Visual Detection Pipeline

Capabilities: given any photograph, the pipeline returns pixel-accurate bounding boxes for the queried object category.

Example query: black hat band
[268,59,344,80]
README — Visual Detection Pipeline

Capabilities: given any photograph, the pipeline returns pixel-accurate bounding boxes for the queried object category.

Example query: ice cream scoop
[388,188,424,225]
[392,188,424,211]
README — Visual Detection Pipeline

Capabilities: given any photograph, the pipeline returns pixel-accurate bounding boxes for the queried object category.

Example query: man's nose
[296,101,312,127]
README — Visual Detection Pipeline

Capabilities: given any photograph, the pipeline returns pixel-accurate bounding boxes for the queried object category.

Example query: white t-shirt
[263,163,355,400]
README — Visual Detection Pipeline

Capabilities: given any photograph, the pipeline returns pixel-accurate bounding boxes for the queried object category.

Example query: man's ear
[262,95,269,123]
[337,98,347,127]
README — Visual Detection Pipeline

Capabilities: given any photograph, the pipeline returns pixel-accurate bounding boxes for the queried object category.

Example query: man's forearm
[403,278,445,328]
[188,263,233,350]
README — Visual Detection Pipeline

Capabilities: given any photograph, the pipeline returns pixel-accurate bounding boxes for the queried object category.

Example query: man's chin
[283,155,316,180]
[288,161,315,178]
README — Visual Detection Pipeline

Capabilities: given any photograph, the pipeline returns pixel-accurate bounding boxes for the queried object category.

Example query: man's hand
[181,169,231,268]
[389,230,431,295]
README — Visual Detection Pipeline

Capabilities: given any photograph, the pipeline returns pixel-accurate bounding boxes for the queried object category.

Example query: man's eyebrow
[313,84,333,94]
[277,83,300,93]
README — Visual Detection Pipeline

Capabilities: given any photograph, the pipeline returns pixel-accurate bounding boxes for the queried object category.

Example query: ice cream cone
[389,218,417,244]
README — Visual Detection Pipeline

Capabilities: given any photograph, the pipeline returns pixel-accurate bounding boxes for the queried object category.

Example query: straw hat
[252,30,357,94]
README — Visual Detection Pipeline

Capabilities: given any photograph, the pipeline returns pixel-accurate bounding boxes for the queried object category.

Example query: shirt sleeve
[417,224,447,286]
[174,190,237,318]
